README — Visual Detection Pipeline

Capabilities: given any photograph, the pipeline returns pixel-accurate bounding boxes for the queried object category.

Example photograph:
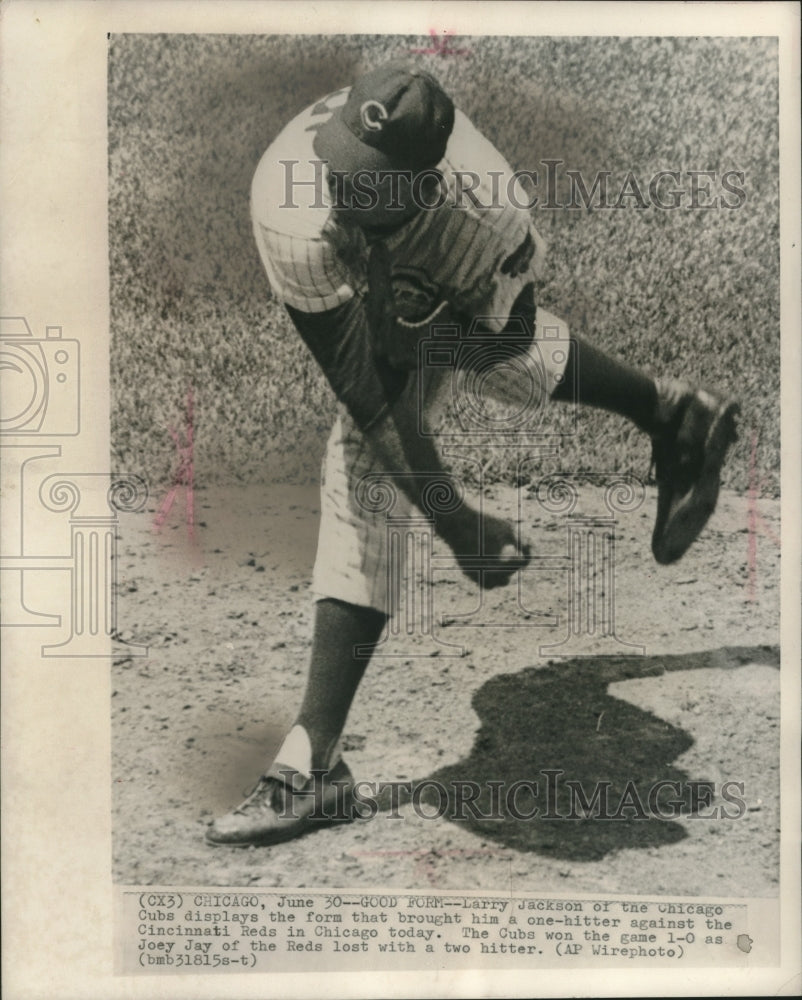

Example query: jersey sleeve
[250,100,356,314]
[252,219,354,314]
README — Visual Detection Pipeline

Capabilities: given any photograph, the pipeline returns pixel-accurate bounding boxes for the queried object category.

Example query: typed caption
[117,889,767,974]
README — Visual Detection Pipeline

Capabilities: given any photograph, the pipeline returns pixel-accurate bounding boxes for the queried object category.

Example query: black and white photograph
[110,28,781,886]
[2,2,800,998]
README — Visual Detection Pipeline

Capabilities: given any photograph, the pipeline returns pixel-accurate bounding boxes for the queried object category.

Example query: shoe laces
[653,377,694,423]
[233,776,283,816]
[648,424,676,486]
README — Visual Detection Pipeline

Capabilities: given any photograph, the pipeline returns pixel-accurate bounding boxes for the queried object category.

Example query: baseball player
[206,63,738,847]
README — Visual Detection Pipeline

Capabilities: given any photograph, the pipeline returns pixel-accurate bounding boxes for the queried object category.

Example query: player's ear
[414,168,446,206]
[326,169,350,207]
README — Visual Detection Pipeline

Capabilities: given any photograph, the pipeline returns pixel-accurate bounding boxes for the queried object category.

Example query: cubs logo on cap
[360,100,389,131]
[314,63,455,175]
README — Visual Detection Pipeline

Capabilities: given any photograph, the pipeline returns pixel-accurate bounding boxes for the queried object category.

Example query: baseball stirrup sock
[552,335,658,432]
[270,724,314,781]
[295,598,387,771]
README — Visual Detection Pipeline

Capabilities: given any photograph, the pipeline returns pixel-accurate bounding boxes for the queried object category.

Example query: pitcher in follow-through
[206,62,739,847]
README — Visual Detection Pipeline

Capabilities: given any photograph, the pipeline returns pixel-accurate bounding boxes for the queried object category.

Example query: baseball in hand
[500,539,532,569]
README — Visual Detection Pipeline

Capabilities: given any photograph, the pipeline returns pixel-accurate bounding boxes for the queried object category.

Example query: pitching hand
[444,508,531,590]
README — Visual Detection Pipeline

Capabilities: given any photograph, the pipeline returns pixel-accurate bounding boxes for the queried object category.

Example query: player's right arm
[286,298,527,589]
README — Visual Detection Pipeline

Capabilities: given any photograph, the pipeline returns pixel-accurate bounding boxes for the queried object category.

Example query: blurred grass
[109,35,779,495]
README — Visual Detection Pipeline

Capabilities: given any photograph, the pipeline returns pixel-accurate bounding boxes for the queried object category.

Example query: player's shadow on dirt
[379,645,779,862]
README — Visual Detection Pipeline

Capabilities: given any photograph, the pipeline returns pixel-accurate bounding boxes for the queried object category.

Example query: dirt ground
[111,483,780,897]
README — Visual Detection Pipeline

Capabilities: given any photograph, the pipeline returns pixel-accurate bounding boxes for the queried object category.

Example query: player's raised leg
[478,306,739,564]
[549,333,740,563]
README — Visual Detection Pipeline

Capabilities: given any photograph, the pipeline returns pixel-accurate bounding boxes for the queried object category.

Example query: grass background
[109,34,780,495]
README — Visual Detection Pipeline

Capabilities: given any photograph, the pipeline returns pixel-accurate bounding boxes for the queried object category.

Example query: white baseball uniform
[251,87,570,612]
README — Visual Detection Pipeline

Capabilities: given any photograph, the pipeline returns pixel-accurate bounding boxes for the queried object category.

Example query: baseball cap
[313,64,455,175]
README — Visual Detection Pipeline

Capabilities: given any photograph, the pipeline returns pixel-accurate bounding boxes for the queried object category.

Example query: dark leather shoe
[650,380,739,565]
[205,759,354,847]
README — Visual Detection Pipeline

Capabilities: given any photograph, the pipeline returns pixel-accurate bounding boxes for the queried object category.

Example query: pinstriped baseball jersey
[251,87,542,330]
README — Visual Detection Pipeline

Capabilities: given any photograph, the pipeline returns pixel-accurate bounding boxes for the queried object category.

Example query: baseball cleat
[205,759,354,847]
[650,379,740,565]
